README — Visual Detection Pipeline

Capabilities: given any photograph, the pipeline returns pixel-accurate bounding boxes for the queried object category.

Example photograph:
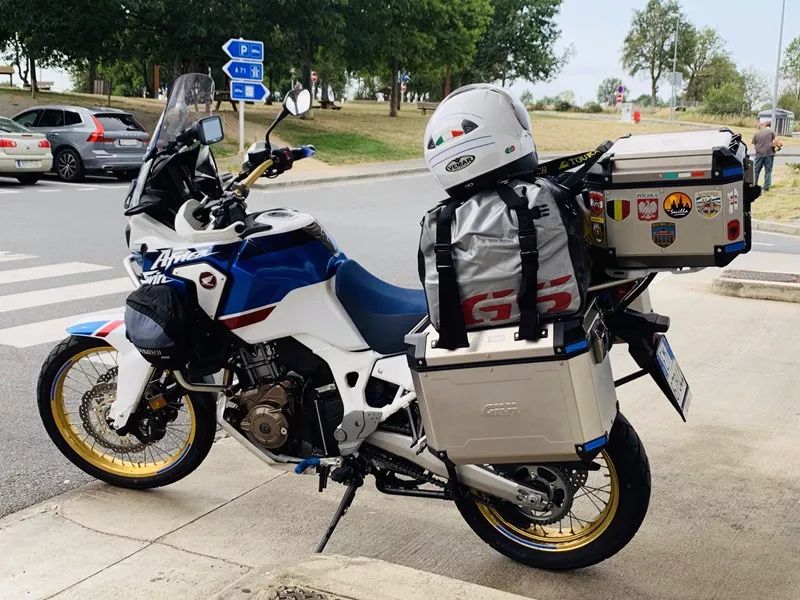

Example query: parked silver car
[0,117,53,184]
[12,105,149,182]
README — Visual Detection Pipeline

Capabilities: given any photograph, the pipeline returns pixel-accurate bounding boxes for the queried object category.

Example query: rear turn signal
[0,139,17,148]
[38,139,51,148]
[86,116,107,143]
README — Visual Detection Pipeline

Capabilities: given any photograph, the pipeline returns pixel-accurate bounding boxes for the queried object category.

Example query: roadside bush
[555,100,572,112]
[583,102,603,113]
[533,100,546,111]
[703,82,746,115]
[787,162,800,174]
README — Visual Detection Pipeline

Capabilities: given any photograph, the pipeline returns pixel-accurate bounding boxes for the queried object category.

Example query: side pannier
[124,284,190,369]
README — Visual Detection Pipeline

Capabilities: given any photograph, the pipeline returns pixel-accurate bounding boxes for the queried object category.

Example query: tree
[681,25,726,102]
[621,0,685,108]
[597,76,625,105]
[519,89,534,105]
[467,0,566,86]
[704,81,745,115]
[740,68,769,112]
[783,36,800,99]
[689,55,741,102]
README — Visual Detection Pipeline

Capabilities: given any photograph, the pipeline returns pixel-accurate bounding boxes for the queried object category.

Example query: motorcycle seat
[335,260,427,355]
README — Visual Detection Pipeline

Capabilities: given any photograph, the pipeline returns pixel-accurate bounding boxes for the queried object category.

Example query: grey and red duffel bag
[419,176,592,350]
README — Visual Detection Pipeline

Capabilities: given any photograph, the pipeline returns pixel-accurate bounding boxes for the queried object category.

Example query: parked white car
[0,116,53,184]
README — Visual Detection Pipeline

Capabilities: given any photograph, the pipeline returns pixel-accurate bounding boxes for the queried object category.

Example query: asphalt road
[0,171,798,518]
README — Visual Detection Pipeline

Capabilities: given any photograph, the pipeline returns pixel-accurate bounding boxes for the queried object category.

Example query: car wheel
[16,174,41,185]
[55,148,84,182]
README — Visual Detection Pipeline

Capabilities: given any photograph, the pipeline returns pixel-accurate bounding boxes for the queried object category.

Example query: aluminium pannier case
[585,129,756,270]
[405,304,617,465]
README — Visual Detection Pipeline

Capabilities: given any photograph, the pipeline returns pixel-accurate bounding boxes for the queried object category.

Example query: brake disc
[513,465,575,526]
[78,367,148,454]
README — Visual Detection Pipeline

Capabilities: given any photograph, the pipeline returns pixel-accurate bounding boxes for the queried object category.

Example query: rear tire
[16,173,41,185]
[54,148,84,182]
[37,335,217,489]
[455,413,651,570]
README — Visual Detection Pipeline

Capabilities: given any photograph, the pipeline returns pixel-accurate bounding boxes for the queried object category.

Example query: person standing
[752,121,781,191]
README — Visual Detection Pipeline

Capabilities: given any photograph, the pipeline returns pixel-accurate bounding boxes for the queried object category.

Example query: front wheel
[455,413,650,570]
[37,336,217,489]
[54,148,84,182]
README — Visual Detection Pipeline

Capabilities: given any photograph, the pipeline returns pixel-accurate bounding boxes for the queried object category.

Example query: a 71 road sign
[223,60,263,82]
[223,38,264,61]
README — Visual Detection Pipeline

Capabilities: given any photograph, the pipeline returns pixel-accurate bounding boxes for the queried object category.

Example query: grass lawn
[752,163,800,223]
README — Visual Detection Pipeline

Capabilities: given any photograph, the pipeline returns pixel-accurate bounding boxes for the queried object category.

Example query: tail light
[0,139,17,148]
[38,139,51,148]
[86,116,107,143]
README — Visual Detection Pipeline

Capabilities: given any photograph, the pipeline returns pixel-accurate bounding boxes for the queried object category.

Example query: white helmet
[424,83,537,198]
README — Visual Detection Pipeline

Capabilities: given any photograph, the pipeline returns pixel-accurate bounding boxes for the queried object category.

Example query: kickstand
[315,481,360,553]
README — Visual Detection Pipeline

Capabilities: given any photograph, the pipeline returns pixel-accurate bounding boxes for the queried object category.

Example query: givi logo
[199,272,217,290]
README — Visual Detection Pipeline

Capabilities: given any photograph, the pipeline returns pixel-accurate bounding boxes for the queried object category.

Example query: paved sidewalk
[2,250,800,600]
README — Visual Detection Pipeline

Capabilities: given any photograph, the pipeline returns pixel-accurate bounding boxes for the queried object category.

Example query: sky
[37,0,800,102]
[510,0,799,104]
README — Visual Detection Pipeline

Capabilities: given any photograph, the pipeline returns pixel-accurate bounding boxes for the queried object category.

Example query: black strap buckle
[433,243,453,268]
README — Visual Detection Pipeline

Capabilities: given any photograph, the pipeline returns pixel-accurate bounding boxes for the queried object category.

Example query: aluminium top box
[405,306,617,466]
[585,129,754,271]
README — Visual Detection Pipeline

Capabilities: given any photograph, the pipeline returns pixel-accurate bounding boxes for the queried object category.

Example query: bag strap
[496,184,543,341]
[434,201,469,349]
[559,140,614,193]
[533,140,613,184]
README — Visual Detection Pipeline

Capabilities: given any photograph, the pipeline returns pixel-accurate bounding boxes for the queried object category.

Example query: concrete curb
[753,219,800,236]
[712,273,800,303]
[216,554,530,600]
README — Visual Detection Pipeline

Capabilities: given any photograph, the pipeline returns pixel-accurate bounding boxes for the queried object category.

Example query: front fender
[66,313,154,429]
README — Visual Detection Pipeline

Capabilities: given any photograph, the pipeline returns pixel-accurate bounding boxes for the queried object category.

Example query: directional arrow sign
[230,81,270,102]
[223,60,263,82]
[223,38,264,62]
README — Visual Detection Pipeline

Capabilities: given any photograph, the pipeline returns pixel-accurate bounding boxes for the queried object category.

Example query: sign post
[223,38,268,154]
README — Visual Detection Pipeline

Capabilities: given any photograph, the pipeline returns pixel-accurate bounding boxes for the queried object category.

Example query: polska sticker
[727,219,741,241]
[445,155,475,172]
[636,194,659,221]
[606,198,630,221]
[695,190,722,219]
[727,188,740,214]
[588,191,604,215]
[651,222,676,248]
[663,192,692,219]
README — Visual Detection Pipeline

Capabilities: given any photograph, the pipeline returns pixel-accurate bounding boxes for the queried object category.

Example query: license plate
[655,336,691,415]
[119,139,140,147]
[16,160,41,168]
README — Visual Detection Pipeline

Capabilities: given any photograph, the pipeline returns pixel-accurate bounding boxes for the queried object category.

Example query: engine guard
[66,314,154,429]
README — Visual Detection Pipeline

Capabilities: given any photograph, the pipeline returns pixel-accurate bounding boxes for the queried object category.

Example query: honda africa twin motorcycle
[38,74,692,570]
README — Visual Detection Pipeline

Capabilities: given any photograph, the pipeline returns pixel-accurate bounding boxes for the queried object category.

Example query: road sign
[223,60,263,82]
[616,84,625,94]
[223,38,264,62]
[615,92,624,103]
[230,81,269,102]
[401,83,407,93]
[311,71,318,83]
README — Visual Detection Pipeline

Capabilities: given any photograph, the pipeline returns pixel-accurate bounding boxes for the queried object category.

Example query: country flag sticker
[606,198,631,221]
[588,191,604,215]
[727,188,740,214]
[728,219,741,241]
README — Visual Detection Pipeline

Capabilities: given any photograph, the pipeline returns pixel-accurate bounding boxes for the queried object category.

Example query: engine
[226,340,344,457]
[238,380,297,450]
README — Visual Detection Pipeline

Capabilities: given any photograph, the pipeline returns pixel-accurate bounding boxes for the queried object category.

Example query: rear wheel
[455,413,650,570]
[16,173,41,185]
[37,336,217,489]
[54,148,84,182]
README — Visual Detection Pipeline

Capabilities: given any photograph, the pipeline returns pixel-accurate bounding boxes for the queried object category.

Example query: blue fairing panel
[335,260,427,355]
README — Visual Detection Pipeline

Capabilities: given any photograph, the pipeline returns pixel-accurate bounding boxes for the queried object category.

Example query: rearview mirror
[284,88,312,116]
[197,116,223,145]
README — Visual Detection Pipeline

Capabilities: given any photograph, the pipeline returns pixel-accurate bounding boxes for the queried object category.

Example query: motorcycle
[37,73,691,570]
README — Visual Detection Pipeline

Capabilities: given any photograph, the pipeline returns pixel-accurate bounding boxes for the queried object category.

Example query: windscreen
[97,113,145,132]
[149,73,215,153]
[0,117,31,133]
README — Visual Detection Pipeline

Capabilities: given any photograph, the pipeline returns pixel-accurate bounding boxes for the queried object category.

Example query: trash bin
[757,108,795,136]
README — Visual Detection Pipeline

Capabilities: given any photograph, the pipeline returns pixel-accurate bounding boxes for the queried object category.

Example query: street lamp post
[670,16,679,120]
[771,0,787,129]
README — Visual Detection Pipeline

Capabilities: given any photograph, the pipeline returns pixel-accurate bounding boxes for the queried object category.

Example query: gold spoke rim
[51,347,196,477]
